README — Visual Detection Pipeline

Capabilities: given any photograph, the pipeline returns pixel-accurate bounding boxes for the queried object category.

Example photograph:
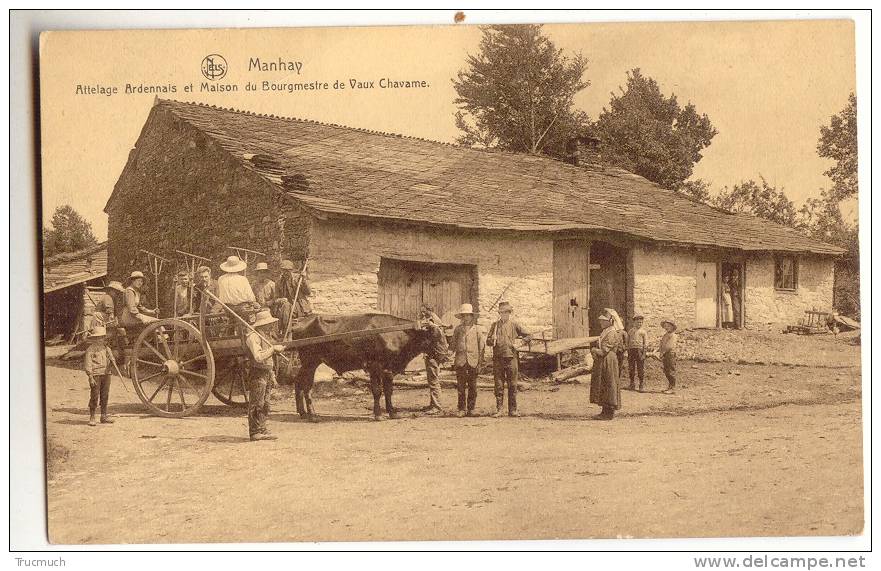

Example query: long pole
[196,286,291,363]
[283,258,309,341]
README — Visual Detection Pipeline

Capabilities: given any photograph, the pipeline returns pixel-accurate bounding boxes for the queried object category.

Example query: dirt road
[45,353,863,544]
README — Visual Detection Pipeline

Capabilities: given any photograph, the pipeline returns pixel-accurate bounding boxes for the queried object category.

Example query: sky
[39,20,856,240]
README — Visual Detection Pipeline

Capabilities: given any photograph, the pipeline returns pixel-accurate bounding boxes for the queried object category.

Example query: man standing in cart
[244,308,286,441]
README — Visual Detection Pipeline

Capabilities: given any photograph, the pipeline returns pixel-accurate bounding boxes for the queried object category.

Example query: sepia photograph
[23,11,867,549]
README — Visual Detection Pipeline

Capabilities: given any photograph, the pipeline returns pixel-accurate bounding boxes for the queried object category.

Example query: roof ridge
[44,240,108,266]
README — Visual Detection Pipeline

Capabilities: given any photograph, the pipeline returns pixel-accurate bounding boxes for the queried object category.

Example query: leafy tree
[675,178,712,203]
[817,93,858,202]
[591,69,717,190]
[42,204,98,258]
[453,24,590,158]
[712,177,799,227]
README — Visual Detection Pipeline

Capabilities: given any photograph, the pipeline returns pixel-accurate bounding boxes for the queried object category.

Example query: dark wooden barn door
[378,258,475,326]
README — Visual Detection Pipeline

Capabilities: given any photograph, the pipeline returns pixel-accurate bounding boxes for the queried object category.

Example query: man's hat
[455,303,476,317]
[280,259,295,270]
[660,319,678,331]
[254,262,269,272]
[253,308,279,328]
[89,326,107,338]
[128,271,145,281]
[498,301,513,313]
[220,255,247,273]
[105,281,125,293]
[632,314,644,321]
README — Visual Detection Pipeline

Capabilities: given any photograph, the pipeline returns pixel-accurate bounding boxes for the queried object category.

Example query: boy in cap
[487,301,531,417]
[83,326,116,426]
[451,303,486,417]
[653,320,679,394]
[244,308,286,441]
[626,314,648,391]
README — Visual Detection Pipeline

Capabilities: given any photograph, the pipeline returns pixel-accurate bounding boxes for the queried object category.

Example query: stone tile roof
[148,99,843,256]
[43,241,107,293]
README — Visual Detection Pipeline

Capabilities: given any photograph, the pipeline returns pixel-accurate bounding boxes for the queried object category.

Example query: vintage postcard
[38,18,863,544]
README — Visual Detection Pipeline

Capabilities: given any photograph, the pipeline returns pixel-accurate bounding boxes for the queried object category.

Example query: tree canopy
[42,204,98,258]
[591,68,717,190]
[817,93,858,202]
[453,24,590,158]
[712,177,799,227]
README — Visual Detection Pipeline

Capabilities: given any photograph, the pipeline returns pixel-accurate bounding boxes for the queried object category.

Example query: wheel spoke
[165,380,174,411]
[180,353,207,367]
[142,341,166,363]
[175,377,188,410]
[179,369,208,381]
[136,358,164,368]
[178,374,198,395]
[147,377,169,403]
[137,369,166,384]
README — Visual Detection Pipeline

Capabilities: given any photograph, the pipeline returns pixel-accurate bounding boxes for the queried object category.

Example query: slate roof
[43,241,108,293]
[130,100,842,255]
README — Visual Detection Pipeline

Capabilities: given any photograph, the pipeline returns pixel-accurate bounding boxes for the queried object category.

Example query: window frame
[774,255,799,291]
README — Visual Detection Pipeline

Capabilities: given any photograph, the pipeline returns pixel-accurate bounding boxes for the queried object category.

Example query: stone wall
[105,105,311,311]
[307,218,554,332]
[743,254,834,327]
[631,244,697,339]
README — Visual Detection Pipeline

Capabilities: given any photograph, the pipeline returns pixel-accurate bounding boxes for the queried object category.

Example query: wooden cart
[116,312,420,418]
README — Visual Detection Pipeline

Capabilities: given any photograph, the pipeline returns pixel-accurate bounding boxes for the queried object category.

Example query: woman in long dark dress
[590,311,624,420]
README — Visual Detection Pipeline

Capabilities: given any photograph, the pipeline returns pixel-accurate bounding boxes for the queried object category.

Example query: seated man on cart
[217,255,261,328]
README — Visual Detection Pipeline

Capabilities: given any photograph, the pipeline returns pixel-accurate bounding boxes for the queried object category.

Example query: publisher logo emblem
[201,54,228,80]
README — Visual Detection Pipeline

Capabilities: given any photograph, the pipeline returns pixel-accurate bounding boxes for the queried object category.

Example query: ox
[285,313,433,421]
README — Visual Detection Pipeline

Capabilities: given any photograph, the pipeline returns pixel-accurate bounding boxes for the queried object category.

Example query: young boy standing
[451,303,485,417]
[487,301,531,417]
[244,308,286,441]
[83,326,115,426]
[626,314,648,392]
[656,319,679,394]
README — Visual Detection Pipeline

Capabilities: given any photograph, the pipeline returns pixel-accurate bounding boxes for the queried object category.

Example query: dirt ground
[44,332,864,544]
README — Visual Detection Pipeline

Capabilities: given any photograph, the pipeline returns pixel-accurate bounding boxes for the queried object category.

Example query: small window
[774,256,798,290]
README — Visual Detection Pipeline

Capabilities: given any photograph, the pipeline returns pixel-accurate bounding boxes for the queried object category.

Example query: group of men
[420,300,532,418]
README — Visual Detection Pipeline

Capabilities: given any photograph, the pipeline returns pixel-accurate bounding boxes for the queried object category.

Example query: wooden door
[695,261,718,328]
[378,259,474,326]
[553,240,590,339]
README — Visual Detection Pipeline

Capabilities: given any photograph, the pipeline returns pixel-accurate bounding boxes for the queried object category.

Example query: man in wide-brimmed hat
[589,310,625,420]
[244,308,286,441]
[217,255,259,324]
[451,303,485,417]
[487,301,531,417]
[83,326,115,426]
[250,261,277,309]
[120,271,159,327]
[419,304,448,414]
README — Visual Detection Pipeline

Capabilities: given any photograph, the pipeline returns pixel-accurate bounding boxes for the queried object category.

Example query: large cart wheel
[212,357,250,407]
[131,318,215,417]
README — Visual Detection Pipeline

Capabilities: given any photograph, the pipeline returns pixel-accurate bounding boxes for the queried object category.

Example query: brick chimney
[566,135,602,167]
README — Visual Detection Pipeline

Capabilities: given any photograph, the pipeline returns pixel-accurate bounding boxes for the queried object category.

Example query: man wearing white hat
[83,326,115,426]
[250,261,277,308]
[451,303,486,417]
[217,255,259,322]
[244,308,286,441]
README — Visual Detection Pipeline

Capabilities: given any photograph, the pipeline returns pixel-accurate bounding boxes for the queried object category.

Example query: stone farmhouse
[105,99,843,339]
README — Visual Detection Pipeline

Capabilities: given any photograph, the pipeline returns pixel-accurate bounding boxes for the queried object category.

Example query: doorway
[377,258,477,327]
[587,241,629,336]
[721,261,744,329]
